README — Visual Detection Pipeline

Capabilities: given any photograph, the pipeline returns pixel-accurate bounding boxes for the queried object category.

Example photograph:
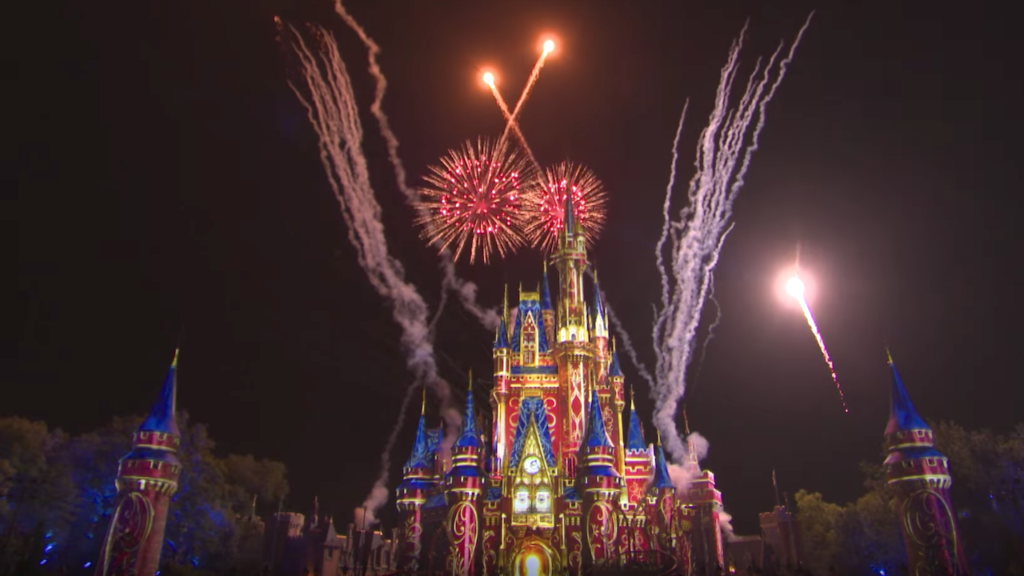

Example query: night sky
[13,1,1022,535]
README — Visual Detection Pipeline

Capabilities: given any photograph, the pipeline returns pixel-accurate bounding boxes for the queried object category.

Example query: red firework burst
[415,139,534,264]
[522,161,608,253]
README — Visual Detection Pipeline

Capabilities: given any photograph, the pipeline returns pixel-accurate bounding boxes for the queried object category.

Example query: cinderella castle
[393,199,728,575]
[91,196,971,576]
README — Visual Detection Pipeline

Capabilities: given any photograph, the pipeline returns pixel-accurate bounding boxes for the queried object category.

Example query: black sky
[12,0,1023,535]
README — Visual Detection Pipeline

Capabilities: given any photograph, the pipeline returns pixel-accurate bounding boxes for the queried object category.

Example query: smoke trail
[651,15,813,464]
[719,511,738,543]
[334,1,500,331]
[287,25,460,527]
[691,278,723,388]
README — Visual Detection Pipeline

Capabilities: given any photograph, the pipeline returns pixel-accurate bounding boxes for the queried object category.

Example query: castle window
[535,488,551,512]
[522,313,537,365]
[514,488,531,513]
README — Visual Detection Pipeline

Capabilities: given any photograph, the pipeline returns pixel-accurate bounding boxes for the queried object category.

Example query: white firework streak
[288,26,464,526]
[651,16,813,464]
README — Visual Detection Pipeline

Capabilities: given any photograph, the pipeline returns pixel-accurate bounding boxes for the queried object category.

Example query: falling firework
[522,161,609,253]
[646,16,814,465]
[786,276,848,412]
[415,138,533,264]
[285,22,462,526]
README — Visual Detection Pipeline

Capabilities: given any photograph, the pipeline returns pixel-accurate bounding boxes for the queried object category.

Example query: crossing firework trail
[649,15,813,464]
[485,74,541,173]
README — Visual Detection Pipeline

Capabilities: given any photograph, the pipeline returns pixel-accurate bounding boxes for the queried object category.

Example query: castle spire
[884,348,930,435]
[563,189,577,237]
[586,389,612,449]
[593,269,607,339]
[651,430,674,490]
[140,348,181,436]
[625,392,646,452]
[455,370,480,449]
[541,260,553,311]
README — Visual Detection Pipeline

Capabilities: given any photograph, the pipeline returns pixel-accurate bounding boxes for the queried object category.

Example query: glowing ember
[785,276,805,298]
[543,39,555,54]
[482,72,495,86]
[415,138,534,264]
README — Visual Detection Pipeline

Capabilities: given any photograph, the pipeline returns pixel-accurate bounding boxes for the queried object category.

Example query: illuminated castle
[395,198,726,576]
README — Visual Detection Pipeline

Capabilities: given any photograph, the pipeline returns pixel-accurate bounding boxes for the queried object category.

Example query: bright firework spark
[785,275,848,412]
[635,15,814,465]
[416,138,533,264]
[522,161,609,253]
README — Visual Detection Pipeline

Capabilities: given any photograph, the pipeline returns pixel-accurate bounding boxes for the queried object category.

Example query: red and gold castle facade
[396,200,726,576]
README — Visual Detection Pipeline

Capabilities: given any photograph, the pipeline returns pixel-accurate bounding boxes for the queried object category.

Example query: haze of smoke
[651,16,812,465]
[664,432,709,496]
[288,26,460,527]
[719,511,738,543]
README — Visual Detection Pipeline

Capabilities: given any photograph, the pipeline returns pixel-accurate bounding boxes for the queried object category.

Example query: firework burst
[416,139,534,264]
[522,161,608,253]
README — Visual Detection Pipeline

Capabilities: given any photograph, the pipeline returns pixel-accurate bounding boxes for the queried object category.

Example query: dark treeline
[0,414,288,576]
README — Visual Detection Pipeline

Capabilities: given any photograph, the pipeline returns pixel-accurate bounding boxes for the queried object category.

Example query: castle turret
[605,340,627,494]
[396,388,434,571]
[491,287,511,476]
[541,261,555,345]
[95,349,182,576]
[650,432,676,554]
[582,389,621,566]
[623,391,653,506]
[883,350,970,575]
[445,375,483,576]
[552,194,593,464]
[679,409,725,576]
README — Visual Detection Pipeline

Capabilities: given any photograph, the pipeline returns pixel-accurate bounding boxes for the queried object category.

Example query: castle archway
[511,538,558,576]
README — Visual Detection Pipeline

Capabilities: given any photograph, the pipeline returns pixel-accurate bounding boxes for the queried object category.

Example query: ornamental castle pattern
[395,198,727,576]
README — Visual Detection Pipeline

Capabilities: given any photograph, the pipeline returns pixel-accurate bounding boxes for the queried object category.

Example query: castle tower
[883,351,970,575]
[95,350,182,576]
[581,389,621,567]
[622,388,653,507]
[680,410,725,576]
[490,289,511,476]
[649,433,676,556]
[552,194,592,468]
[602,337,627,493]
[540,262,555,346]
[396,389,435,571]
[445,375,483,576]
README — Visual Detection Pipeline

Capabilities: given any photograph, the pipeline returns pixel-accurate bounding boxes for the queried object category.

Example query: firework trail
[484,73,541,172]
[415,138,532,264]
[651,15,813,464]
[287,24,464,526]
[786,276,848,412]
[499,40,554,149]
[334,1,499,331]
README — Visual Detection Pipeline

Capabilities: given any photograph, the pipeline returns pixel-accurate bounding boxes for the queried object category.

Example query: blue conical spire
[540,261,553,311]
[404,387,433,469]
[626,397,646,451]
[652,433,674,490]
[455,372,480,449]
[140,349,181,436]
[885,349,930,435]
[494,316,510,349]
[609,350,624,378]
[586,388,612,449]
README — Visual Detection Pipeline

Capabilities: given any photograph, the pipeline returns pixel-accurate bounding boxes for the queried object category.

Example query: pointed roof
[885,349,930,435]
[652,435,674,490]
[507,397,558,469]
[626,397,647,451]
[404,388,433,469]
[609,351,624,379]
[592,270,605,322]
[454,373,480,449]
[511,293,550,353]
[140,349,181,436]
[323,518,342,548]
[494,316,510,349]
[586,389,612,449]
[540,261,553,311]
